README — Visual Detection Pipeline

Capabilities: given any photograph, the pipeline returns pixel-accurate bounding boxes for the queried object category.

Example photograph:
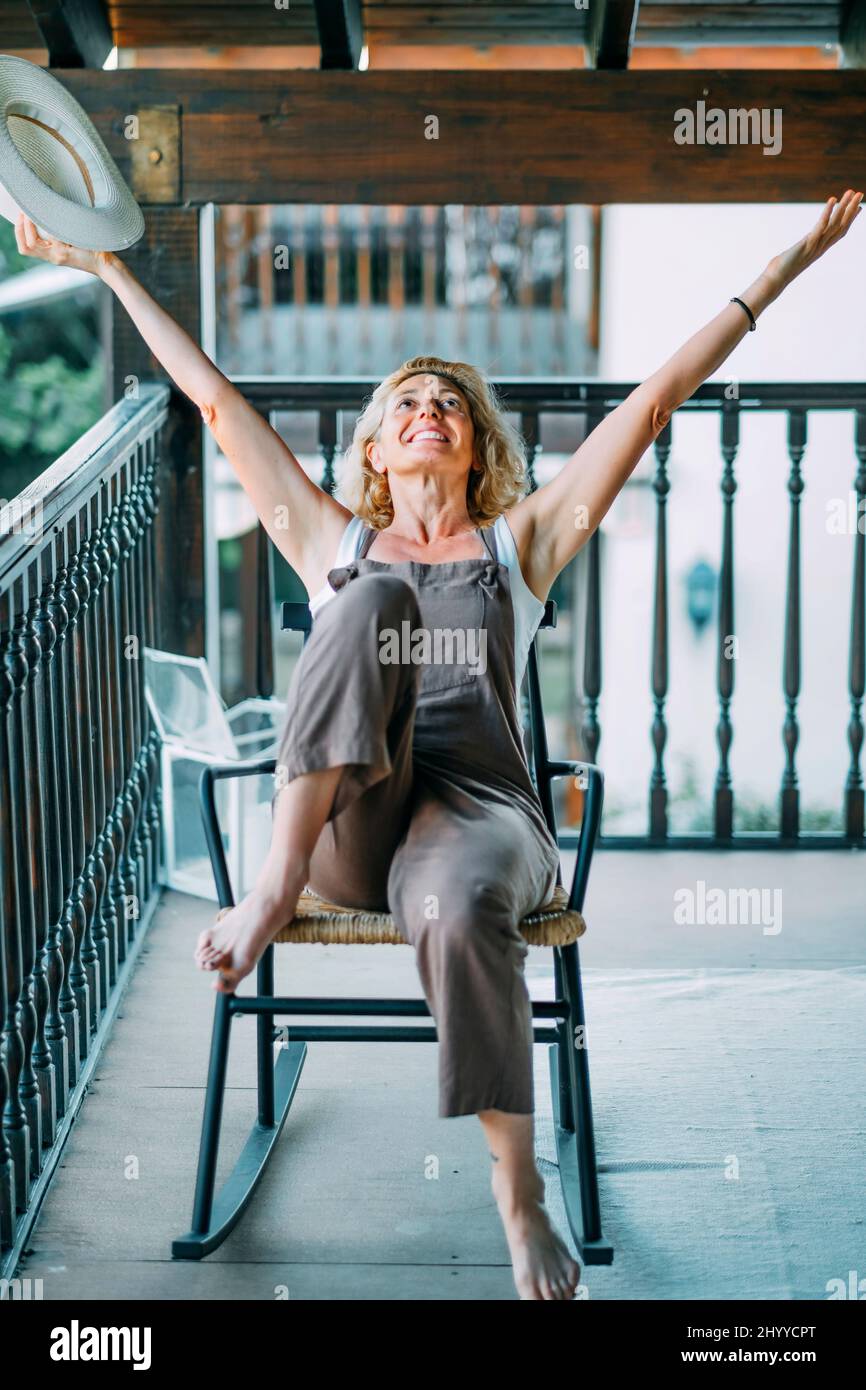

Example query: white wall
[594,204,865,832]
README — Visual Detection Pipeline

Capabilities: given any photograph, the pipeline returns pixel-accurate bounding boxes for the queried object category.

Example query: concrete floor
[17,849,865,1301]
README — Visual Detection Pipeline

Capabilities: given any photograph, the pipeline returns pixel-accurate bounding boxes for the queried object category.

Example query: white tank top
[308,513,546,693]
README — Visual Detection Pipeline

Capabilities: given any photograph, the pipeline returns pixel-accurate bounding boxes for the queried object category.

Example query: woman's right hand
[14,212,111,277]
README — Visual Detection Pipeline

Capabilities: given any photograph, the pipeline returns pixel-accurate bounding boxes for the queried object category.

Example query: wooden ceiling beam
[314,0,364,70]
[840,0,866,67]
[26,0,112,68]
[586,0,640,70]
[52,69,866,204]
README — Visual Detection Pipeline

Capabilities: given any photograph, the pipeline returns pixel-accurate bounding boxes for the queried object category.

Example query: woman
[15,191,861,1300]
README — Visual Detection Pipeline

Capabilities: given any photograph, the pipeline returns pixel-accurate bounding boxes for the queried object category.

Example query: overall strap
[478,519,499,563]
[358,523,378,558]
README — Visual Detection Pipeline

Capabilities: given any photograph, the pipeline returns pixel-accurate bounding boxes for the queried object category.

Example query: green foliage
[668,755,842,833]
[0,220,105,498]
[0,345,103,453]
[0,217,30,279]
[596,751,842,835]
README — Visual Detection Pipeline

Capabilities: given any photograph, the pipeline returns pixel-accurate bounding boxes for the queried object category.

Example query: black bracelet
[730,296,756,331]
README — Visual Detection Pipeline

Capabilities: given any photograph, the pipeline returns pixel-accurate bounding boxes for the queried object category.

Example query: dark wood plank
[362,5,584,44]
[637,4,841,45]
[54,69,866,204]
[0,0,45,48]
[107,0,317,47]
[108,208,205,658]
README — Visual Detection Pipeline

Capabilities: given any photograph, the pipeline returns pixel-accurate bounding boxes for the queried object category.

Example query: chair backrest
[538,598,556,631]
[282,600,313,640]
[281,596,556,636]
[525,601,557,832]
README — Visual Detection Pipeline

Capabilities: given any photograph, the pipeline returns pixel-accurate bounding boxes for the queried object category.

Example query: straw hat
[0,53,144,251]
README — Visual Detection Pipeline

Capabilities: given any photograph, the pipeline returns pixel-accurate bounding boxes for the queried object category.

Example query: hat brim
[0,54,144,252]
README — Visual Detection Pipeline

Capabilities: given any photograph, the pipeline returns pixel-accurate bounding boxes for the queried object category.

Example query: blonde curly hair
[333,355,530,529]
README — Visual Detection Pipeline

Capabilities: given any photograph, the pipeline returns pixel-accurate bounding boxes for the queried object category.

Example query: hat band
[9,111,95,207]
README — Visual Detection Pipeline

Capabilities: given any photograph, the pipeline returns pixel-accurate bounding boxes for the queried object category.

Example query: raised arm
[509,190,863,602]
[14,214,352,596]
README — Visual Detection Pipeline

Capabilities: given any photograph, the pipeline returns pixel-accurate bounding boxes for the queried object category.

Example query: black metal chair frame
[172,598,613,1266]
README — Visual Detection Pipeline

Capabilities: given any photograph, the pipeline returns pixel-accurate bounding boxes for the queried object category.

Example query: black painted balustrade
[0,385,168,1260]
[235,377,866,849]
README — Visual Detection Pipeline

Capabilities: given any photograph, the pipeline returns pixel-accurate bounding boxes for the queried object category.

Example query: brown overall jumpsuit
[273,518,561,1118]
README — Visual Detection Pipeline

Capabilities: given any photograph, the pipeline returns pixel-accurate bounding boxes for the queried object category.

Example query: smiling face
[366,372,480,483]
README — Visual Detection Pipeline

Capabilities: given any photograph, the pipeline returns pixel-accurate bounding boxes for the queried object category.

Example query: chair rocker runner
[171,598,614,1266]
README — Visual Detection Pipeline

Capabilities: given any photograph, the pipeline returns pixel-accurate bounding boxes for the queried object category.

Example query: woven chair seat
[213,881,585,947]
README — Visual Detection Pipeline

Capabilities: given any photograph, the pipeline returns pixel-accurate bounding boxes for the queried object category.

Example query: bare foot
[491,1162,581,1300]
[194,870,307,994]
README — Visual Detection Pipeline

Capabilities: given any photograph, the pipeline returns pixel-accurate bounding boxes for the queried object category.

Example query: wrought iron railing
[0,384,169,1273]
[231,376,866,851]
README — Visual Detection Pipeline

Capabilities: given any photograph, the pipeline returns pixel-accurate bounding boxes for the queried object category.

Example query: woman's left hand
[763,189,863,294]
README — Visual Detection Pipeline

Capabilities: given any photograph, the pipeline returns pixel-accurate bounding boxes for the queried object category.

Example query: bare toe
[493,1176,580,1302]
[195,930,213,957]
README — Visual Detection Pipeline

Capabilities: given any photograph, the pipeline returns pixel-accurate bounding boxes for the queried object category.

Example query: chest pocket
[413,580,489,699]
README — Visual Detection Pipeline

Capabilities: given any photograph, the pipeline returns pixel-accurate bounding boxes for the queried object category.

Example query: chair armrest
[545,761,604,915]
[201,757,277,783]
[198,759,278,909]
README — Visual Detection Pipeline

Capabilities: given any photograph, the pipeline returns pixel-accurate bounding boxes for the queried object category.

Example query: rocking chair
[171,598,613,1267]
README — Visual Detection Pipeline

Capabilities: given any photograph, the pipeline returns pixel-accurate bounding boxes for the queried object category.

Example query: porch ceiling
[101,2,849,51]
[0,2,859,203]
[0,1,857,67]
